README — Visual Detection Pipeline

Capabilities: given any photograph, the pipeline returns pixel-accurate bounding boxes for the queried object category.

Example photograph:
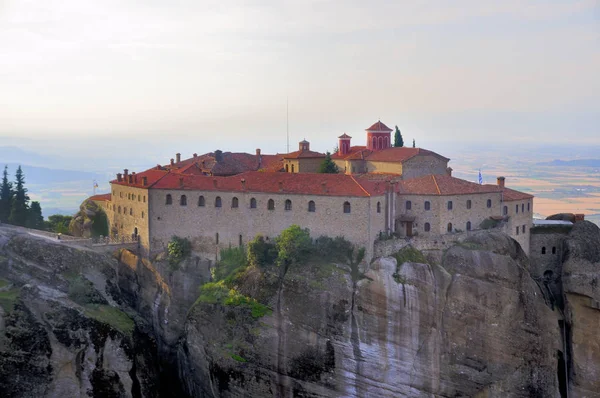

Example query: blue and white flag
[478,169,483,185]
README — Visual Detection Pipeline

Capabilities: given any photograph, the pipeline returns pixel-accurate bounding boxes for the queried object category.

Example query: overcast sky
[1,0,599,158]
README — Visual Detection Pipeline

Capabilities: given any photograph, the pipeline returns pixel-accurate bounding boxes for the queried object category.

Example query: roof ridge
[148,169,171,189]
[350,175,371,197]
[432,175,441,195]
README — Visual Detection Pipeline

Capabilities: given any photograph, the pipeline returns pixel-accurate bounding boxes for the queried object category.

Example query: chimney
[215,150,223,162]
[575,214,585,222]
[124,169,129,178]
[278,181,283,192]
[497,176,505,189]
[132,172,137,183]
[176,153,181,163]
[170,158,174,166]
[446,167,453,176]
[193,153,197,159]
[156,164,161,170]
[256,148,261,156]
[128,175,133,184]
[213,179,218,188]
[241,178,246,189]
[321,182,327,193]
[142,176,148,186]
[179,177,184,188]
[117,173,123,182]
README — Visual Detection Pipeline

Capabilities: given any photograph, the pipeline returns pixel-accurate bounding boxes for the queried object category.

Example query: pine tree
[8,166,30,226]
[412,139,416,148]
[394,126,404,147]
[0,165,13,222]
[318,152,339,174]
[27,201,44,229]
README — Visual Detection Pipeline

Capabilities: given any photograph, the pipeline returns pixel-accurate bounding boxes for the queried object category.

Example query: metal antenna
[286,97,289,153]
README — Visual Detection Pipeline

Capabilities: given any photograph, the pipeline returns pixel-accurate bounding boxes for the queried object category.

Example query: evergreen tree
[394,126,404,147]
[318,152,339,174]
[412,139,416,148]
[27,201,44,229]
[8,166,30,226]
[0,165,13,222]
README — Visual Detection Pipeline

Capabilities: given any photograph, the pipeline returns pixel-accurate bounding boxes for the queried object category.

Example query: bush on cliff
[168,236,191,269]
[275,225,312,270]
[247,235,277,268]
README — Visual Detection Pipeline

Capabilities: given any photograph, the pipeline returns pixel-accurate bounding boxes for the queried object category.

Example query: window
[198,196,205,207]
[447,223,453,232]
[118,206,121,214]
[120,192,123,198]
[143,196,146,203]
[130,208,133,215]
[138,195,141,201]
[180,195,187,206]
[521,204,525,213]
[128,193,131,200]
[239,235,243,247]
[516,204,519,213]
[467,200,472,209]
[343,201,351,214]
[308,200,316,212]
[542,247,546,254]
[268,199,275,210]
[503,206,508,216]
[377,202,381,213]
[285,164,289,172]
[447,201,453,210]
[285,199,292,211]
[291,164,295,173]
[424,201,431,211]
[216,233,219,244]
[487,199,492,208]
[552,246,556,254]
[424,223,431,232]
[250,198,257,209]
[406,201,412,210]
[215,197,222,208]
[141,211,144,219]
[124,207,127,215]
[527,202,530,212]
[166,194,172,205]
[516,226,519,235]
[522,225,526,233]
[232,197,239,208]
[466,221,472,231]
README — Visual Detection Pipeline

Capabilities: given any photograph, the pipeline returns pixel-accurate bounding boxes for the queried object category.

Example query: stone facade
[398,155,449,179]
[105,185,151,250]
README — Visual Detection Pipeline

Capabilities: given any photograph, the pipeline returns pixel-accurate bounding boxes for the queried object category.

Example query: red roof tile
[366,121,393,132]
[331,146,371,160]
[281,150,326,159]
[396,175,502,196]
[111,168,170,188]
[338,133,352,139]
[88,193,111,202]
[502,187,534,201]
[365,147,449,163]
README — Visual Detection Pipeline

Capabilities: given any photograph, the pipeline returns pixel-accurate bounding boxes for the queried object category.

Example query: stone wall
[503,198,534,254]
[285,158,323,173]
[399,154,448,179]
[106,185,151,250]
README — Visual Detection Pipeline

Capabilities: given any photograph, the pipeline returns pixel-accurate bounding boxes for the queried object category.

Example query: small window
[467,200,472,209]
[141,211,144,219]
[521,204,525,213]
[503,206,508,216]
[138,195,141,201]
[250,198,257,209]
[285,164,289,172]
[308,200,316,212]
[424,222,431,232]
[285,199,292,211]
[268,199,275,210]
[406,201,412,210]
[527,202,530,212]
[466,221,471,231]
[343,201,351,214]
[447,223,453,232]
[522,225,526,233]
[447,201,453,210]
[239,234,243,247]
[216,233,219,244]
[424,201,431,211]
[291,164,295,173]
[516,226,519,235]
[215,197,222,208]
[128,193,131,200]
[516,204,519,213]
[120,192,123,198]
[180,195,187,206]
[166,194,172,205]
[542,247,546,254]
[552,246,556,254]
[130,208,133,215]
[377,201,381,213]
[124,207,127,215]
[232,197,239,208]
[118,206,121,214]
[486,199,492,208]
[143,196,146,203]
[198,196,205,207]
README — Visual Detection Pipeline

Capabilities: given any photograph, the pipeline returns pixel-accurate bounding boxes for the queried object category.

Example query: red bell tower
[366,121,392,150]
[338,133,352,156]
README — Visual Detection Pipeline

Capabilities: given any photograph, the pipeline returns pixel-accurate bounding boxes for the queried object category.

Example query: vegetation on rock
[392,246,428,284]
[167,236,191,269]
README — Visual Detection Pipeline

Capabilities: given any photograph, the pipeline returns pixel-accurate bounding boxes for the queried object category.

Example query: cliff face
[179,232,560,397]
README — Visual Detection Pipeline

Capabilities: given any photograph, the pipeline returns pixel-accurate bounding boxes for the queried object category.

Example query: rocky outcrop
[178,231,560,397]
[68,199,104,238]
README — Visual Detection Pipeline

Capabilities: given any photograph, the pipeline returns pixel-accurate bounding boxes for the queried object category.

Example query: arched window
[447,201,453,210]
[138,194,141,201]
[466,221,471,231]
[268,199,275,210]
[378,136,383,149]
[522,225,526,233]
[250,198,257,209]
[521,204,525,213]
[124,207,127,215]
[285,199,292,211]
[372,137,377,149]
[377,202,381,213]
[527,202,530,212]
[487,199,492,208]
[285,164,289,172]
[215,196,222,208]
[467,200,472,209]
[503,206,508,215]
[239,235,243,247]
[291,164,295,173]
[384,136,389,148]
[128,193,131,200]
[406,201,412,210]
[343,201,351,214]
[130,208,133,215]
[424,201,431,211]
[166,194,172,205]
[198,196,205,207]
[516,204,519,213]
[141,211,144,219]
[232,197,239,208]
[424,222,431,232]
[120,192,123,198]
[552,246,556,254]
[542,247,546,254]
[180,195,187,206]
[118,206,121,214]
[447,223,453,232]
[216,233,219,244]
[143,196,146,203]
[308,200,316,212]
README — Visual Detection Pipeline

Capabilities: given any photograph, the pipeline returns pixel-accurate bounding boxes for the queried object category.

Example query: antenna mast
[286,97,289,153]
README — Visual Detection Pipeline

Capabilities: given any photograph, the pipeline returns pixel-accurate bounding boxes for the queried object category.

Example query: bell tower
[338,133,352,156]
[366,120,392,150]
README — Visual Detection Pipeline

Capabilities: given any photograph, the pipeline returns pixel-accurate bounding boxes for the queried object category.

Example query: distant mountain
[537,159,600,167]
[2,163,104,186]
[0,146,55,167]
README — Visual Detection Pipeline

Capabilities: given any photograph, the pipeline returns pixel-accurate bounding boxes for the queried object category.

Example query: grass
[0,288,20,313]
[195,281,272,319]
[0,278,10,289]
[231,354,247,362]
[83,304,135,335]
[392,246,427,285]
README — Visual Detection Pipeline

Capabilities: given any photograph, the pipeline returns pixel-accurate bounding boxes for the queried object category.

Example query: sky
[1,0,599,160]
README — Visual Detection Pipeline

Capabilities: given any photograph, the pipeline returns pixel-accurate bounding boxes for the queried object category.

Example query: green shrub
[83,304,135,335]
[231,354,247,362]
[392,246,427,284]
[275,225,312,269]
[168,236,191,269]
[68,276,106,305]
[247,235,277,267]
[213,246,247,281]
[91,209,109,237]
[480,218,500,230]
[196,281,271,318]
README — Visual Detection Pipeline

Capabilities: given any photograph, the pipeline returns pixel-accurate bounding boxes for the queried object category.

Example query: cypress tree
[0,165,13,222]
[394,126,404,147]
[8,166,30,226]
[27,201,44,229]
[412,139,416,148]
[318,152,339,174]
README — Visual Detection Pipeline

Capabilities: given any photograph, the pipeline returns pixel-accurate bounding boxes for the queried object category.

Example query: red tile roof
[281,150,326,159]
[88,193,111,202]
[150,171,386,197]
[502,187,534,201]
[331,146,371,160]
[366,121,392,132]
[338,133,352,139]
[366,147,449,163]
[111,167,170,188]
[396,175,503,196]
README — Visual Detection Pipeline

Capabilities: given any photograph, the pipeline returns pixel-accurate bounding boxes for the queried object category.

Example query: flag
[478,169,483,185]
[93,180,99,188]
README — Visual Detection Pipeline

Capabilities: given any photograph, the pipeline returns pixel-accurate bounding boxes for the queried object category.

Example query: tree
[394,126,404,147]
[8,166,29,226]
[45,214,73,234]
[275,225,312,271]
[0,165,13,222]
[91,209,109,237]
[27,201,44,229]
[412,139,416,148]
[318,152,339,174]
